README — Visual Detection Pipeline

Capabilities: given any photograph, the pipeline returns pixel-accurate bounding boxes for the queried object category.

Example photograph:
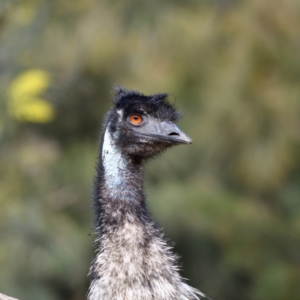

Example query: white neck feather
[102,124,126,194]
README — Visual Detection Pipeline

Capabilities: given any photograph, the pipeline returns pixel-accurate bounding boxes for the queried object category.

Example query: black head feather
[113,85,181,122]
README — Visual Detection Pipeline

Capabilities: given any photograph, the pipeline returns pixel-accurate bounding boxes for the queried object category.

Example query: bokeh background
[1,0,300,299]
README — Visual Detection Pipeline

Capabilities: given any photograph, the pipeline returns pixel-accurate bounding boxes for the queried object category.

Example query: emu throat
[102,125,126,192]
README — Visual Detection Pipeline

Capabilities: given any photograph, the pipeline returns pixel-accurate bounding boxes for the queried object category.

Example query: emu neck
[90,126,203,300]
[95,126,146,228]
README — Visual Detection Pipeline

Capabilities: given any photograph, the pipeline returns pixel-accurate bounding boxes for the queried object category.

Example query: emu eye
[129,114,143,126]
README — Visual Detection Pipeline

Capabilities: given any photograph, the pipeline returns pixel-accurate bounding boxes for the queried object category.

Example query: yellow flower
[9,98,55,123]
[7,69,55,123]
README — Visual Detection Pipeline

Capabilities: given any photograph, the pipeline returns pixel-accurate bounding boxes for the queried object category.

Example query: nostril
[168,132,180,136]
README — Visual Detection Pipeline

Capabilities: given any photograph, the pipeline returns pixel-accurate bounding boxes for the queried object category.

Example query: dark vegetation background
[1,0,300,299]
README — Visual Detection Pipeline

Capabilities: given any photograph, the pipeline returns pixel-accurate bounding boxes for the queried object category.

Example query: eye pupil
[129,114,143,125]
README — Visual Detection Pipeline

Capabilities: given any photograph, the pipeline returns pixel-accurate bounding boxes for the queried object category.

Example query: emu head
[104,86,192,161]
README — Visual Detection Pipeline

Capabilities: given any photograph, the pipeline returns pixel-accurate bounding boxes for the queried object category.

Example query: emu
[88,86,209,300]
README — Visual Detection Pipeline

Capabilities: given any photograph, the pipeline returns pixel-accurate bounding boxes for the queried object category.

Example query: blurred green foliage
[1,0,300,299]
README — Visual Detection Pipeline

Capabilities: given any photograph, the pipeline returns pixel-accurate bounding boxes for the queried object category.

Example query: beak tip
[186,137,193,144]
[172,130,192,144]
[180,133,192,144]
[180,134,193,145]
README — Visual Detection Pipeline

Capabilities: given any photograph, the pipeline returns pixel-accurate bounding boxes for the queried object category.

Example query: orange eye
[129,114,143,125]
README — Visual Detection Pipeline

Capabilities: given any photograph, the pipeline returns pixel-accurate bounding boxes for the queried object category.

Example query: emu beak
[136,119,192,144]
[159,121,192,144]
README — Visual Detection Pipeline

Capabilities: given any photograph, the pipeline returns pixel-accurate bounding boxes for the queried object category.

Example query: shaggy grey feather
[88,86,210,300]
